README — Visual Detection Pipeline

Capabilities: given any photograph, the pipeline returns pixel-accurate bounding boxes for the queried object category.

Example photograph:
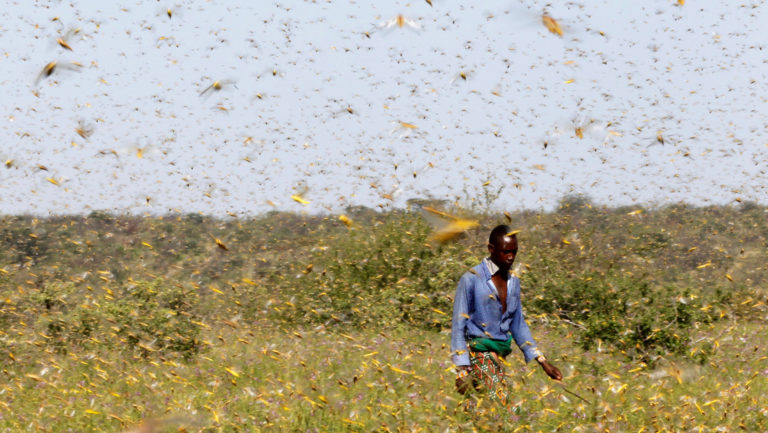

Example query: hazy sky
[2,0,766,216]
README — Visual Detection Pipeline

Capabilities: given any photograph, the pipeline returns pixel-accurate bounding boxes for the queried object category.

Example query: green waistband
[468,335,513,357]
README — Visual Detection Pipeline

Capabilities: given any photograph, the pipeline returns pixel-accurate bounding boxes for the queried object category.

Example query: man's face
[488,236,518,270]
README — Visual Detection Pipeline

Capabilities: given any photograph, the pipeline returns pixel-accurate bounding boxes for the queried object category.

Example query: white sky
[2,0,766,216]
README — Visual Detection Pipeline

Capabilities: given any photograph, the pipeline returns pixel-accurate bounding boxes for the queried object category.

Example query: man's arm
[509,284,539,363]
[510,281,562,380]
[450,274,472,367]
[451,274,475,394]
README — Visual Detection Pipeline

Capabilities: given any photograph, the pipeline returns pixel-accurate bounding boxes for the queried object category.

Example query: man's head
[488,224,518,272]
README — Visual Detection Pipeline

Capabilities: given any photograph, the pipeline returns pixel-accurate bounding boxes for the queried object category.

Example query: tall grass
[0,201,766,431]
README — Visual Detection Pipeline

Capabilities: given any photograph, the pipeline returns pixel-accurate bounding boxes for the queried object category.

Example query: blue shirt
[451,259,541,366]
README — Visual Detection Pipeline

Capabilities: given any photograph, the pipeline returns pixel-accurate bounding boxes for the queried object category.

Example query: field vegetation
[0,198,766,432]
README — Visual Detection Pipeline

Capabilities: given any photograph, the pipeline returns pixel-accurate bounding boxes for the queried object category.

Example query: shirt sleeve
[451,274,472,366]
[509,284,541,363]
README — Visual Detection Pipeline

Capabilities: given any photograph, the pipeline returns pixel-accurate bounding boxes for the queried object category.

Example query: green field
[1,200,766,432]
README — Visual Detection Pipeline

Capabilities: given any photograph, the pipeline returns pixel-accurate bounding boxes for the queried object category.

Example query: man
[451,225,562,406]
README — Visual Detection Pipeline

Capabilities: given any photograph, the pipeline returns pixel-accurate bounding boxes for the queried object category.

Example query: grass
[1,200,767,431]
[3,318,766,432]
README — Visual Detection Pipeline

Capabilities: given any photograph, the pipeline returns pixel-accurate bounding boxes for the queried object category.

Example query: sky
[2,0,767,217]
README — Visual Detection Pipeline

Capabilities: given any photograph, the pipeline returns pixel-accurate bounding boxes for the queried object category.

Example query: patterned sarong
[467,350,511,408]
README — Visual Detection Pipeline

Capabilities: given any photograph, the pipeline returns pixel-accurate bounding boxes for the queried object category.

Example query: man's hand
[538,358,562,381]
[455,366,473,394]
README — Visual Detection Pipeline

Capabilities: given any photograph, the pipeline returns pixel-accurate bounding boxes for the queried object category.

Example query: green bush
[27,279,202,359]
[522,247,723,363]
[107,279,201,358]
[288,211,476,331]
[26,281,75,311]
[2,222,49,266]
